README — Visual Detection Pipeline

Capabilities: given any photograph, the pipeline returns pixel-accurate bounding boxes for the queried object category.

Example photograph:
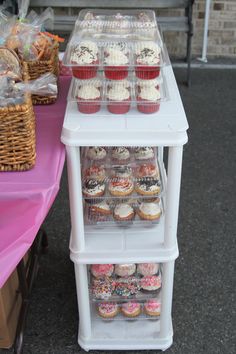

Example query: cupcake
[137,202,162,221]
[89,200,112,216]
[87,147,107,161]
[137,85,161,114]
[135,41,161,79]
[121,301,141,318]
[136,163,159,178]
[137,263,160,276]
[109,178,134,197]
[111,147,130,163]
[77,81,101,114]
[82,179,105,200]
[92,278,115,300]
[135,147,154,160]
[71,41,99,79]
[91,264,114,278]
[114,264,136,277]
[107,81,131,114]
[84,165,106,181]
[140,275,161,292]
[115,276,141,297]
[144,299,161,317]
[135,177,161,196]
[97,302,119,319]
[104,43,129,80]
[111,165,133,179]
[113,203,135,221]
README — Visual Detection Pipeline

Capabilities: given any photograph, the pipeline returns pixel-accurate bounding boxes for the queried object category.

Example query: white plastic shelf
[61,65,188,147]
[70,217,178,264]
[78,304,173,351]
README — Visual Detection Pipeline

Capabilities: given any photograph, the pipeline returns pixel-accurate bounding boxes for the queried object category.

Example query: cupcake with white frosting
[104,42,129,80]
[137,202,161,221]
[113,203,135,221]
[107,81,131,114]
[135,41,161,80]
[77,81,101,114]
[71,41,99,79]
[137,85,161,114]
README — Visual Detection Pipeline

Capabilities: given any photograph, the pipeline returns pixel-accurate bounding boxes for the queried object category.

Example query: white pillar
[198,0,212,63]
[66,146,85,252]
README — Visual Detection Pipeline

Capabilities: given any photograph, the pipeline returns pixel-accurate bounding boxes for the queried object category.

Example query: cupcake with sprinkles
[140,275,161,293]
[90,264,114,278]
[115,264,136,277]
[83,179,105,202]
[70,41,99,79]
[97,302,119,319]
[77,80,101,114]
[137,263,160,276]
[135,177,161,196]
[144,298,161,317]
[135,41,161,79]
[115,276,141,297]
[121,301,141,318]
[107,81,131,114]
[104,42,129,80]
[92,278,115,300]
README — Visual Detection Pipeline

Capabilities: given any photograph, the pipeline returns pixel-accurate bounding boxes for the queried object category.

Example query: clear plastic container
[81,147,165,214]
[67,74,167,115]
[62,9,166,80]
[89,263,162,303]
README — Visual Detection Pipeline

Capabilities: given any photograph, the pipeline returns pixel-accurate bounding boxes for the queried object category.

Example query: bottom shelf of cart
[78,307,173,351]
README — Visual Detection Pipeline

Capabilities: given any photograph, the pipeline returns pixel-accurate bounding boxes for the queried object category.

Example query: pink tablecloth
[0,76,71,288]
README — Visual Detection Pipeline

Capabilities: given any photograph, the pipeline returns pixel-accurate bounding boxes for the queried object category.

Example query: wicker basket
[22,43,59,105]
[0,95,36,171]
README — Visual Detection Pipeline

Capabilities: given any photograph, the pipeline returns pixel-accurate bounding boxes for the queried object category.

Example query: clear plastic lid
[75,9,161,38]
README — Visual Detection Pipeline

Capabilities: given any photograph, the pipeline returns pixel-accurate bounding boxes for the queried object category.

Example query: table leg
[14,228,47,354]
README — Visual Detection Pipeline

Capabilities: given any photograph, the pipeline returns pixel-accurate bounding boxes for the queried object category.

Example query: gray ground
[1,68,236,354]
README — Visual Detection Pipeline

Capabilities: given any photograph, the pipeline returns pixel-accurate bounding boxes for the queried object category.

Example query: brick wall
[159,0,236,58]
[38,1,236,59]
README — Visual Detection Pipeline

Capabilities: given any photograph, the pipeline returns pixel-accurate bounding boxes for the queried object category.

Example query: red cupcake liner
[77,97,101,114]
[105,66,128,80]
[137,97,160,114]
[135,66,160,80]
[107,99,131,114]
[72,60,99,79]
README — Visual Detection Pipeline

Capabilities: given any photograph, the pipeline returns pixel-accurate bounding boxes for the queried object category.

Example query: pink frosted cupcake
[104,43,129,80]
[137,263,160,276]
[107,81,131,114]
[144,299,161,317]
[141,275,161,292]
[90,264,114,278]
[71,41,99,79]
[97,302,119,319]
[135,42,161,80]
[77,82,101,114]
[121,301,141,318]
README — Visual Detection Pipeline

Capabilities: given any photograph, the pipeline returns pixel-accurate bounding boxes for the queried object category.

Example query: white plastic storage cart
[61,65,188,352]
